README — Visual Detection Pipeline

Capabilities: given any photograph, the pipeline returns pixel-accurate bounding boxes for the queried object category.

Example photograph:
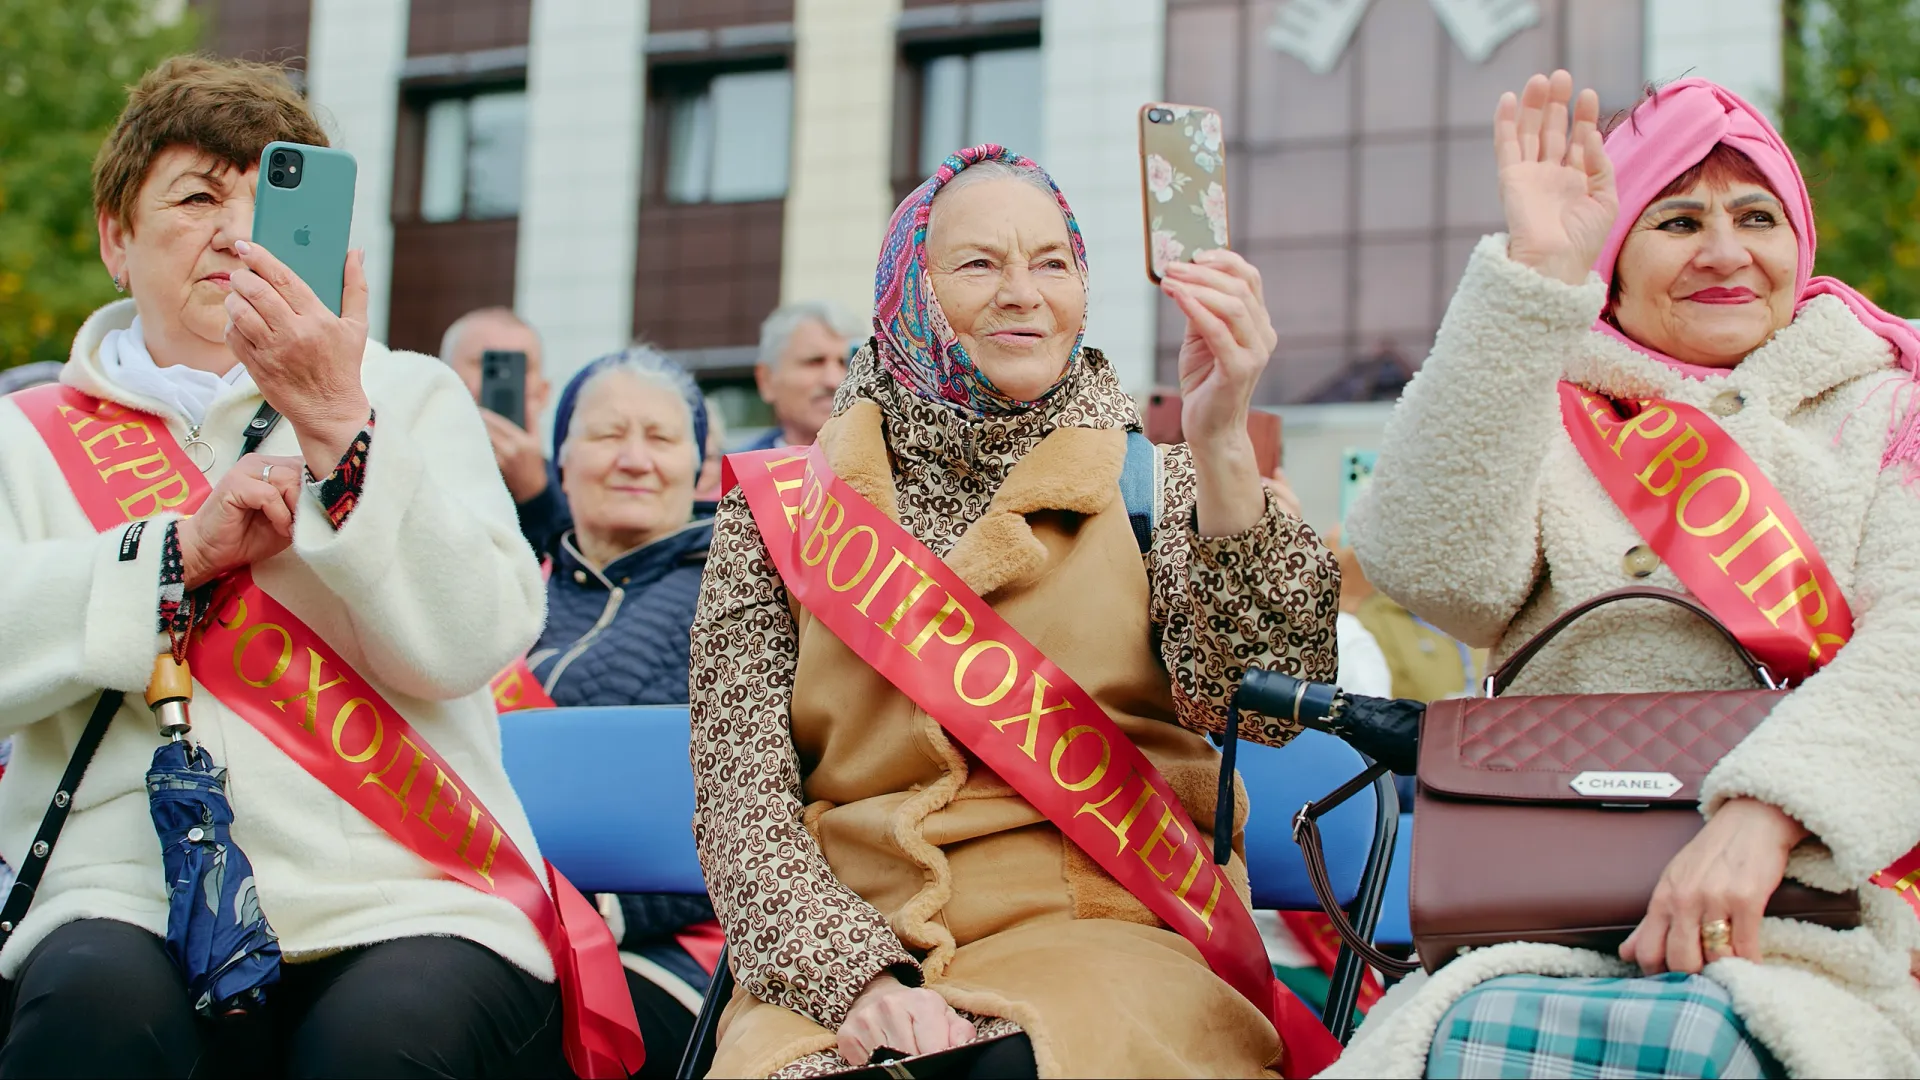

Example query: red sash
[1560,383,1920,918]
[13,384,644,1078]
[490,657,558,713]
[725,446,1340,1078]
[490,560,556,713]
[1558,383,1852,682]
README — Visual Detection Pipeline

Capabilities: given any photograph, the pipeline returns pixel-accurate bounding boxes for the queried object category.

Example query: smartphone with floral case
[1139,103,1229,282]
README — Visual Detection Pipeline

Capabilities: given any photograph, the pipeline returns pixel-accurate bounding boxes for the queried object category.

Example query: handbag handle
[1291,761,1420,978]
[1487,587,1780,697]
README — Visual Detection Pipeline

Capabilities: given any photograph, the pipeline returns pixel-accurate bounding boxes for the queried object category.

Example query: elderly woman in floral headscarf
[688,145,1340,1078]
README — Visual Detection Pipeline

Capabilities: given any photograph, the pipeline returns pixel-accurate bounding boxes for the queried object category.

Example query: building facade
[203,0,1782,436]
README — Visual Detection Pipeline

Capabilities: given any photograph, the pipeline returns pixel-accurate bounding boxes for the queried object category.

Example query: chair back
[1236,731,1381,910]
[499,705,706,895]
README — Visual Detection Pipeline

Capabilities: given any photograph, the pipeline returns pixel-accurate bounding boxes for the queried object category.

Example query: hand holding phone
[480,351,528,430]
[227,141,366,471]
[251,142,356,314]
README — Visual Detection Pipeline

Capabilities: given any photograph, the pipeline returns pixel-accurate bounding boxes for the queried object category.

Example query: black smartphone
[480,350,528,430]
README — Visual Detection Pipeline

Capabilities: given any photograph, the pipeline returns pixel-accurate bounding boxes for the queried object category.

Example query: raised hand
[1497,70,1618,286]
[225,240,373,475]
[1163,249,1276,537]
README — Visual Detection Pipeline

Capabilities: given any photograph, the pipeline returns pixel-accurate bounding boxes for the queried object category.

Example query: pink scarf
[1593,77,1920,470]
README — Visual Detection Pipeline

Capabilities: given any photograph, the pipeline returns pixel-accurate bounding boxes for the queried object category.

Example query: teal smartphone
[251,141,356,315]
[1339,448,1378,529]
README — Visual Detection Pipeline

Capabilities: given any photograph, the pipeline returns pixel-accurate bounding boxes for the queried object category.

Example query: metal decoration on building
[1267,0,1371,75]
[1428,0,1541,63]
[1269,0,1540,72]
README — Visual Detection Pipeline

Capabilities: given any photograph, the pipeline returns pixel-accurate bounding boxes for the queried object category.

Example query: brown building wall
[408,0,534,57]
[633,202,786,351]
[384,0,532,357]
[198,0,312,67]
[651,0,796,33]
[633,2,795,354]
[388,220,521,356]
[1161,0,1643,403]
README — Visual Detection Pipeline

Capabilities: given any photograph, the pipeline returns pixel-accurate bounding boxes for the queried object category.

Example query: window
[661,68,793,204]
[914,45,1043,176]
[418,89,527,222]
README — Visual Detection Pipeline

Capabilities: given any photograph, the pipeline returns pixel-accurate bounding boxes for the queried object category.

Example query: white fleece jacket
[0,300,552,982]
[1340,237,1920,1078]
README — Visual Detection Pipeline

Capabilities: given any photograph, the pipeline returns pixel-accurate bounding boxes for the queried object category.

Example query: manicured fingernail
[235,240,251,254]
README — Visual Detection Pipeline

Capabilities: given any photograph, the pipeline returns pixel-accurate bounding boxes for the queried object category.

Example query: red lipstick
[1683,286,1757,305]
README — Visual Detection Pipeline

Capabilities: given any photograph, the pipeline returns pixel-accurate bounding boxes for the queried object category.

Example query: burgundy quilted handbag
[1409,587,1860,970]
[1294,587,1861,976]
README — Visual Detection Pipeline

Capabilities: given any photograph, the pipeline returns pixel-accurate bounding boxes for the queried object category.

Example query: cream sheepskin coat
[1341,236,1920,1078]
[0,300,552,981]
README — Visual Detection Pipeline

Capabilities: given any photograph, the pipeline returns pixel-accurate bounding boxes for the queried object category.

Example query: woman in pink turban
[1339,73,1920,1077]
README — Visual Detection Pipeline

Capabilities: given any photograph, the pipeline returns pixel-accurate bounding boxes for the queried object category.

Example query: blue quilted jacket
[526,519,713,708]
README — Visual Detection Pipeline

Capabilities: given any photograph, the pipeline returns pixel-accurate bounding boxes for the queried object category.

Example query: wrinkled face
[560,372,697,548]
[98,146,257,361]
[446,316,551,429]
[1613,179,1799,368]
[756,318,847,443]
[925,177,1086,401]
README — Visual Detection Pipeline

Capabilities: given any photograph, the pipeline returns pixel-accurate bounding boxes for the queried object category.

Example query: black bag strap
[0,690,122,947]
[241,403,282,457]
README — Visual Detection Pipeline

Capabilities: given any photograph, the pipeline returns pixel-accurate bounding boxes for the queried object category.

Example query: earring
[112,273,125,293]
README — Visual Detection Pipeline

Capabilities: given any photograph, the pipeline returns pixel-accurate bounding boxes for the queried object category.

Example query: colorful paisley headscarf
[873,144,1089,415]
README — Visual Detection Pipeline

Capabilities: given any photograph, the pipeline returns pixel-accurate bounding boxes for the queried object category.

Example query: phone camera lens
[1148,108,1169,123]
[271,151,287,166]
[269,169,286,186]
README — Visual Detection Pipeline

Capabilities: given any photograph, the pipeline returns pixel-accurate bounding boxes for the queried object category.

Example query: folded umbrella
[1235,668,1423,775]
[147,740,281,1018]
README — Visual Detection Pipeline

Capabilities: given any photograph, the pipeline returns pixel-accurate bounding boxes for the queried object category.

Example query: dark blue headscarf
[552,346,709,475]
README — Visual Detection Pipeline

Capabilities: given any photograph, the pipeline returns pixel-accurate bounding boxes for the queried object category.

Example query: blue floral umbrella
[146,741,281,1018]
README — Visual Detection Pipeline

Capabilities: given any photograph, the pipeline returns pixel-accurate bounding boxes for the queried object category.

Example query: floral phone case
[1139,102,1229,282]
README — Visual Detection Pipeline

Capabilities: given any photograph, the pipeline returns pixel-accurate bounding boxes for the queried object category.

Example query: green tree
[1783,0,1920,313]
[0,0,198,370]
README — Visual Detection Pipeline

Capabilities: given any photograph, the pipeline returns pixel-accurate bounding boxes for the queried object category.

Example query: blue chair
[499,705,728,1077]
[497,705,706,895]
[1235,730,1399,1044]
[1374,812,1415,947]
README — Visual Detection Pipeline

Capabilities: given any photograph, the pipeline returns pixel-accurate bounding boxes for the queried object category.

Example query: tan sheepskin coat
[688,348,1342,1078]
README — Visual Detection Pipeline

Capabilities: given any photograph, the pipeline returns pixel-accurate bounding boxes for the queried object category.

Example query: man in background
[439,307,565,553]
[742,302,851,450]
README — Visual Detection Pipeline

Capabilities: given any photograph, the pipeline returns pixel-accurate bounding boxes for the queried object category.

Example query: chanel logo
[1569,771,1684,799]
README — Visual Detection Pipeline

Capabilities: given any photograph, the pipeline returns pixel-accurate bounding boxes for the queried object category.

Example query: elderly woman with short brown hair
[1338,73,1920,1077]
[0,56,614,1077]
[689,145,1341,1079]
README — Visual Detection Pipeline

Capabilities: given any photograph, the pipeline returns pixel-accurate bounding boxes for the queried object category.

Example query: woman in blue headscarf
[526,346,719,1076]
[688,146,1341,1078]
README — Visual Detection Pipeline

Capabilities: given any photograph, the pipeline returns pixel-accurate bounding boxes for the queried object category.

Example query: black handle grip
[1234,668,1341,730]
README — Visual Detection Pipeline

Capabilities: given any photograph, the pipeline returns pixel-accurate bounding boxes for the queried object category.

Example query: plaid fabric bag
[1427,973,1782,1079]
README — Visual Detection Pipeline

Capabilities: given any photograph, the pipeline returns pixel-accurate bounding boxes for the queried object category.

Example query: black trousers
[0,919,563,1079]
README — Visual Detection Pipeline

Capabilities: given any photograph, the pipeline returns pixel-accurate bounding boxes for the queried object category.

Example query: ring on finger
[261,464,277,483]
[1700,917,1733,956]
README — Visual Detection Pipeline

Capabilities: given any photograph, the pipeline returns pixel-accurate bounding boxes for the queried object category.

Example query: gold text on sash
[214,590,503,887]
[1581,392,1848,663]
[762,453,1225,936]
[56,400,194,520]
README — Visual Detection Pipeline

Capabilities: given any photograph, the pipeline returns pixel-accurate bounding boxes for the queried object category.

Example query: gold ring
[1701,917,1733,956]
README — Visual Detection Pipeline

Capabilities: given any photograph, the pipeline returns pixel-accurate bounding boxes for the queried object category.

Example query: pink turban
[1593,78,1920,470]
